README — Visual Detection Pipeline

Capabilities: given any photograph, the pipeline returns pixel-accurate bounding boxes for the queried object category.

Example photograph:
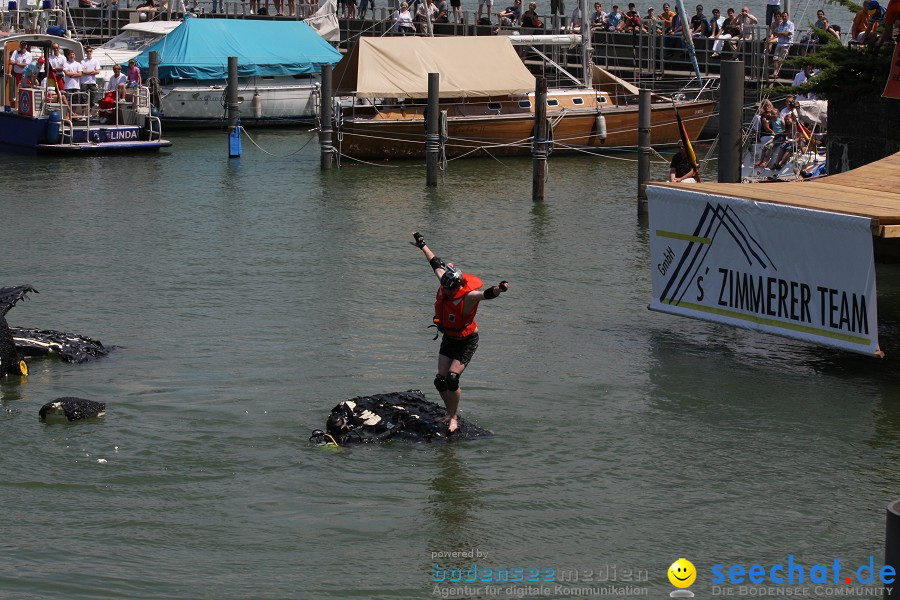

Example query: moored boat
[331,36,716,160]
[1,34,170,154]
[102,17,343,127]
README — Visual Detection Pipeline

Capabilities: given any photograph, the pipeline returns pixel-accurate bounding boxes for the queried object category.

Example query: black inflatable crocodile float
[0,285,108,377]
[311,390,493,446]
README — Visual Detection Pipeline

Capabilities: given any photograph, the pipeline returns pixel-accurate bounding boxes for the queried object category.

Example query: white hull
[742,143,826,181]
[159,78,321,127]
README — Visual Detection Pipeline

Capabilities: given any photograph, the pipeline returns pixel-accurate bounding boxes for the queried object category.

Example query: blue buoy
[46,110,61,144]
[228,119,242,157]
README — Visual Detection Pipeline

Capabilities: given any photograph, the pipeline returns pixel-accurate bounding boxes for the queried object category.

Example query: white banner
[648,185,881,356]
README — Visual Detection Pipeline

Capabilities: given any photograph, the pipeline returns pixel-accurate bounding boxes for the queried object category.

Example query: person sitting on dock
[605,5,625,30]
[669,142,698,183]
[496,0,522,27]
[856,0,886,43]
[690,4,711,36]
[711,7,738,56]
[567,3,582,30]
[521,2,544,27]
[735,5,758,41]
[660,2,676,31]
[623,2,641,31]
[591,2,607,27]
[643,7,662,32]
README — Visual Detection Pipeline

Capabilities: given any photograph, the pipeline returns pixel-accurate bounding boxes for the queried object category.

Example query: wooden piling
[637,88,651,215]
[226,56,241,158]
[719,60,744,183]
[320,64,333,170]
[426,72,440,187]
[532,77,548,202]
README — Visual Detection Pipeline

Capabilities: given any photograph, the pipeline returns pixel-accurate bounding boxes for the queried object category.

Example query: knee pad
[446,372,460,391]
[434,374,448,392]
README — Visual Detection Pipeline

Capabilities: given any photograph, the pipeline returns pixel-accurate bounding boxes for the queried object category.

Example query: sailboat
[330,24,716,160]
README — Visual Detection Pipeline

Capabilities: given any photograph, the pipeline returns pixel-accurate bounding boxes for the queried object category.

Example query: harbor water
[2,128,900,599]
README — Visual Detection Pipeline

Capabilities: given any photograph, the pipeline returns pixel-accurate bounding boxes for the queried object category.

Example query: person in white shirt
[393,2,415,34]
[771,11,794,78]
[48,43,66,90]
[791,64,818,99]
[80,46,101,106]
[63,49,83,102]
[107,63,128,97]
[11,41,33,88]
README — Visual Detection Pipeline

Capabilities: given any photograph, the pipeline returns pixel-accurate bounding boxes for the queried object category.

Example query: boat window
[488,102,502,110]
[572,97,584,105]
[547,98,559,107]
[598,96,607,103]
[518,100,531,108]
[101,29,165,52]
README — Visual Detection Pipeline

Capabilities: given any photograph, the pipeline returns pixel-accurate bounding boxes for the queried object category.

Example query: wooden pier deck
[653,152,900,238]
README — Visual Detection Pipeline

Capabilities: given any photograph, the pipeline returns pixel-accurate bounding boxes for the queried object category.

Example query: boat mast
[580,0,591,89]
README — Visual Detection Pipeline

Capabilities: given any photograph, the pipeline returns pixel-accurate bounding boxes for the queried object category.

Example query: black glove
[499,280,510,292]
[412,232,426,249]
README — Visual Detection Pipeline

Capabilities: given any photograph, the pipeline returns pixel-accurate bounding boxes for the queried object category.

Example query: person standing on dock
[764,0,779,24]
[771,11,794,78]
[411,232,509,434]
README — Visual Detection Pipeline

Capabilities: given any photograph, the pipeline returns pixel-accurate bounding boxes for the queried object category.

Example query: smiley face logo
[668,558,696,588]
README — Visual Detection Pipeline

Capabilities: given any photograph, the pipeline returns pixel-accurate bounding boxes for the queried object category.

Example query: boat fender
[252,92,262,119]
[333,99,343,130]
[46,110,61,145]
[440,110,448,142]
[546,116,554,155]
[594,113,607,141]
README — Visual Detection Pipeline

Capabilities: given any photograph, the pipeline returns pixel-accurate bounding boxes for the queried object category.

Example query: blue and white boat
[101,17,343,127]
[0,34,171,154]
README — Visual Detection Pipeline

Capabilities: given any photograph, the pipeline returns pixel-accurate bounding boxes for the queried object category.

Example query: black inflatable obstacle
[311,390,493,445]
[39,397,106,422]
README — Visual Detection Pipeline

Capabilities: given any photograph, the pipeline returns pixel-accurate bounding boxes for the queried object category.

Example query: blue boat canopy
[131,17,341,80]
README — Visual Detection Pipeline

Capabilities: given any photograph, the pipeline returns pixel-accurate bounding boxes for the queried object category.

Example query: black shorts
[439,332,479,365]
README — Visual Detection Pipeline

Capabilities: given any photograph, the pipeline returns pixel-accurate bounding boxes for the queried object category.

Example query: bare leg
[436,354,468,433]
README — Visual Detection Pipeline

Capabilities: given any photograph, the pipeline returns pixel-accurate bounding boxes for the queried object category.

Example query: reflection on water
[427,445,485,554]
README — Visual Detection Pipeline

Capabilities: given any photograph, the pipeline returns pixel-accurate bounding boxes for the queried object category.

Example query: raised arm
[412,231,446,282]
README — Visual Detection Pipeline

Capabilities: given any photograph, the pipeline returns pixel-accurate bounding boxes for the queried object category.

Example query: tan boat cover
[333,37,537,98]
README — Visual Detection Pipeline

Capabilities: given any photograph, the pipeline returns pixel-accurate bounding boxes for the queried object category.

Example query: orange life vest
[433,274,483,338]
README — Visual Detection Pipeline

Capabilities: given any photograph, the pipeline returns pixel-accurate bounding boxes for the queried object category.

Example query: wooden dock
[654,152,900,239]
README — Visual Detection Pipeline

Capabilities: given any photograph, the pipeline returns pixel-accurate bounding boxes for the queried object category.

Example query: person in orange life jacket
[412,232,509,433]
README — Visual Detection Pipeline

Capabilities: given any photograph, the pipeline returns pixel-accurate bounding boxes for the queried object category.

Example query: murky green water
[1,128,899,599]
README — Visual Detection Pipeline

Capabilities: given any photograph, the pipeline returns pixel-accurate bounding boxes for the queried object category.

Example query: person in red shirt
[412,232,509,433]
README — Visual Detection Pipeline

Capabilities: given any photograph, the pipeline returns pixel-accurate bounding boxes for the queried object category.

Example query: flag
[675,105,701,182]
